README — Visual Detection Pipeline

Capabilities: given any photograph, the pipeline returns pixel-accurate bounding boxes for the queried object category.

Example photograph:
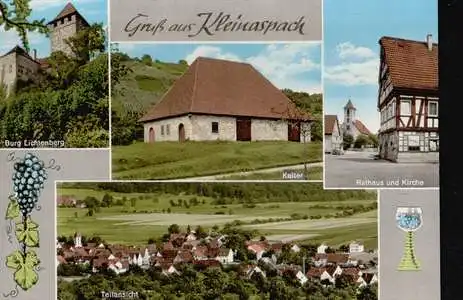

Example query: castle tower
[47,2,89,57]
[343,99,356,135]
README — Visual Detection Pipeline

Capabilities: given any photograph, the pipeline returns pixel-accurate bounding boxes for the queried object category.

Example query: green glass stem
[397,231,421,271]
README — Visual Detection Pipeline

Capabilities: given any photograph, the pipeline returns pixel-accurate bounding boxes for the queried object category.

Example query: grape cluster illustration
[396,213,422,230]
[12,153,47,216]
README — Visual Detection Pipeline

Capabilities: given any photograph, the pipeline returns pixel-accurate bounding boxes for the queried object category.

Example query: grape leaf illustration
[15,218,39,248]
[6,250,40,291]
[6,198,20,220]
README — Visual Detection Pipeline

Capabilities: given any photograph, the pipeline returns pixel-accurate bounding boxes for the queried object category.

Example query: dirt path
[167,162,323,181]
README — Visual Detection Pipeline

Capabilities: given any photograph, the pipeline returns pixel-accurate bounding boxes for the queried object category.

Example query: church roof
[48,2,89,26]
[140,57,312,122]
[354,120,371,135]
[379,36,438,91]
[344,100,356,110]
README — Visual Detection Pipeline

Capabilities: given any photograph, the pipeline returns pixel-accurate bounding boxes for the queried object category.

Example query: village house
[0,3,90,96]
[349,241,365,254]
[324,115,343,153]
[341,100,372,147]
[377,35,438,162]
[246,241,268,260]
[140,57,313,143]
[57,234,378,291]
[215,248,234,264]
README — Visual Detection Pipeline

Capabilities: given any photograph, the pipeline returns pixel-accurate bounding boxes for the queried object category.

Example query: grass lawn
[57,187,377,247]
[228,166,323,180]
[111,141,322,180]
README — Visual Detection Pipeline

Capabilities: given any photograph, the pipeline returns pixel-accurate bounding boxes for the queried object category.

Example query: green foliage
[6,249,40,291]
[343,134,354,150]
[283,89,323,141]
[0,53,111,147]
[368,134,379,147]
[354,134,369,148]
[0,18,111,147]
[0,0,49,52]
[141,54,153,66]
[15,218,39,247]
[60,182,377,203]
[56,262,377,299]
[65,23,106,65]
[6,197,20,219]
[134,74,169,92]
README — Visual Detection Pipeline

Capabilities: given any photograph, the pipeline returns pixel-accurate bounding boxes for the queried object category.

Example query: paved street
[325,151,439,188]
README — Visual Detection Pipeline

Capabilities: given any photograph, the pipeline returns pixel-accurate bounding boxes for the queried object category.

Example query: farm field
[111,141,322,180]
[57,184,377,248]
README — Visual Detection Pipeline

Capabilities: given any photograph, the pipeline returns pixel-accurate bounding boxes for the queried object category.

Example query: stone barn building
[324,115,342,153]
[0,3,89,95]
[140,57,313,143]
[377,35,438,163]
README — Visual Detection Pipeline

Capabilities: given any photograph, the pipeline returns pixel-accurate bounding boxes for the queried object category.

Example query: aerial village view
[56,182,378,299]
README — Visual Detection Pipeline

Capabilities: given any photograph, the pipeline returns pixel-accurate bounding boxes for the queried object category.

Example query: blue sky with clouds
[116,43,322,94]
[324,0,438,132]
[0,0,107,58]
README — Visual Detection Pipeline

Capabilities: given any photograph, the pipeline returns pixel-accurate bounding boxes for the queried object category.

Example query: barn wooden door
[178,124,186,142]
[148,127,155,143]
[288,122,301,142]
[236,118,251,141]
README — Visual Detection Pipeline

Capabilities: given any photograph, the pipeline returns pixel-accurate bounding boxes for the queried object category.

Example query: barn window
[166,124,170,135]
[400,100,411,116]
[211,122,219,133]
[161,125,165,135]
[428,101,438,117]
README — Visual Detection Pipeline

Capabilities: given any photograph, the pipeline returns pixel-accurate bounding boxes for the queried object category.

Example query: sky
[116,43,322,94]
[324,0,438,133]
[0,0,107,58]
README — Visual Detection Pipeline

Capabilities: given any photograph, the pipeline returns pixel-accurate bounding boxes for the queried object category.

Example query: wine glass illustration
[395,207,423,271]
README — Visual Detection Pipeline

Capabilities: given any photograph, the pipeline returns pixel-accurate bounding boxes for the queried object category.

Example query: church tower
[343,99,356,135]
[47,2,89,57]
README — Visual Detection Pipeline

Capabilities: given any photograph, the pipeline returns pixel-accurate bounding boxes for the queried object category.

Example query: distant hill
[111,53,322,144]
[111,55,189,115]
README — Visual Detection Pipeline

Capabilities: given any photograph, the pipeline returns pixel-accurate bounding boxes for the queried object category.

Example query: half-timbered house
[377,35,438,162]
[140,57,313,143]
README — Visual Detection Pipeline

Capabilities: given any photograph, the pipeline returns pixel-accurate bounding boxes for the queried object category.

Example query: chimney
[32,49,37,60]
[426,34,433,51]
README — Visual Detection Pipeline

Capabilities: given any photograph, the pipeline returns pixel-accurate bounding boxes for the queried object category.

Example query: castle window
[68,16,72,22]
[161,125,165,135]
[60,19,64,24]
[9,65,12,73]
[211,122,219,133]
[166,124,170,135]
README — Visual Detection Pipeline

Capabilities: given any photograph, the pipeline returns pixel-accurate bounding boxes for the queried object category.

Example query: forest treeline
[59,182,377,203]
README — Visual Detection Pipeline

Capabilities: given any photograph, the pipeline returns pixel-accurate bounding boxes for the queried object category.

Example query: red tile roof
[379,36,438,91]
[306,267,326,278]
[354,120,371,135]
[324,115,339,135]
[140,57,312,122]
